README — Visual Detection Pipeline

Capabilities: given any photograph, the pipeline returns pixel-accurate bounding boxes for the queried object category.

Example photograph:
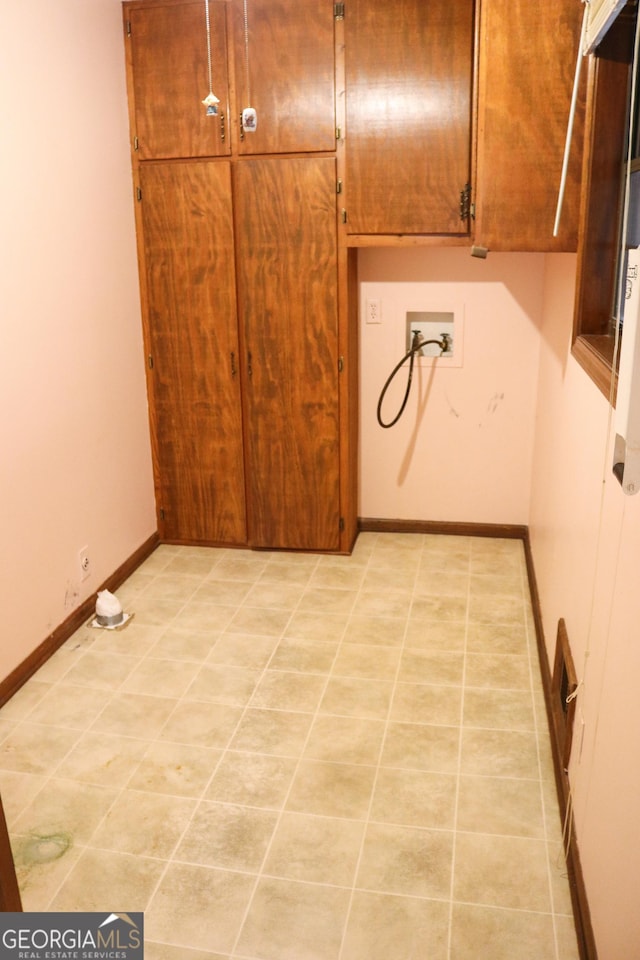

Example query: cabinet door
[235,157,341,551]
[475,0,585,251]
[140,161,247,544]
[345,0,474,236]
[231,0,336,155]
[127,2,230,159]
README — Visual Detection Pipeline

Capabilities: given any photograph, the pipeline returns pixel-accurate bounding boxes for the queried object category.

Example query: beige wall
[359,247,544,523]
[531,254,640,958]
[0,0,156,680]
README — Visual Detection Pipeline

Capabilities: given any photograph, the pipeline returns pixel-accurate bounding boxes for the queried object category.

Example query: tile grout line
[224,543,364,959]
[445,538,473,960]
[334,533,431,960]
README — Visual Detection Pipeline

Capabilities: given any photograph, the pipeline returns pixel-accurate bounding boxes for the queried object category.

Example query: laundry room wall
[358,246,545,525]
[0,0,156,681]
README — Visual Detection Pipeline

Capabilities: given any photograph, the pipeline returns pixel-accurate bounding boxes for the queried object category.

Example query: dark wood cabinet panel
[475,0,585,251]
[235,157,341,550]
[231,0,336,155]
[127,1,230,160]
[345,0,475,236]
[140,161,247,543]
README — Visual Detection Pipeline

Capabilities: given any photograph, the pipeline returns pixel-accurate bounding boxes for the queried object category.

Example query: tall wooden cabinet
[235,157,341,550]
[124,0,357,553]
[139,160,246,544]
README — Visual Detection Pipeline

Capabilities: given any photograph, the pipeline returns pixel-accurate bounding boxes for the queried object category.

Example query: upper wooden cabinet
[231,0,336,155]
[124,0,336,160]
[344,0,475,237]
[474,0,585,251]
[126,1,230,159]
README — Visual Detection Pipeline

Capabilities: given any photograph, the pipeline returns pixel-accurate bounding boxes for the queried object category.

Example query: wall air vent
[551,619,578,774]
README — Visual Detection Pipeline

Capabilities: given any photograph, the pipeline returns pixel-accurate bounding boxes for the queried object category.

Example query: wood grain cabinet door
[234,157,341,551]
[126,1,230,160]
[231,0,336,155]
[140,160,247,544]
[345,0,475,236]
[475,0,585,251]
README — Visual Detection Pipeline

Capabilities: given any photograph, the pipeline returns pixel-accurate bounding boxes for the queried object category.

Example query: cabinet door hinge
[339,516,345,531]
[336,179,343,195]
[220,112,225,143]
[338,356,344,373]
[470,201,476,221]
[148,355,154,369]
[133,135,139,151]
[126,19,132,37]
[336,126,342,141]
[459,182,471,221]
[341,208,347,224]
[334,3,345,20]
[136,186,143,202]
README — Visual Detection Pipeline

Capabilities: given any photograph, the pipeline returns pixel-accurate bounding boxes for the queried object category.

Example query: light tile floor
[0,534,580,960]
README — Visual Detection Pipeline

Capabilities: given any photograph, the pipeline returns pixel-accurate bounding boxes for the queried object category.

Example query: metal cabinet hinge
[133,135,139,151]
[336,126,342,141]
[147,355,154,369]
[459,183,471,221]
[126,19,132,37]
[220,112,225,143]
[334,3,345,20]
[470,202,476,221]
[136,186,142,202]
[341,209,347,224]
[338,356,344,372]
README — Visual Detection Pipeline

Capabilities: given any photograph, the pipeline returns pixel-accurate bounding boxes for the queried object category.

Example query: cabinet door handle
[247,351,253,377]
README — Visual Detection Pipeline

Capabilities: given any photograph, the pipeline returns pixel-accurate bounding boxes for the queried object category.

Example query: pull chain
[243,0,251,106]
[202,0,220,115]
[241,0,257,131]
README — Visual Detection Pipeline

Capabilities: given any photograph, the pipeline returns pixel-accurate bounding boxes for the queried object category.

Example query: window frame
[573,10,636,400]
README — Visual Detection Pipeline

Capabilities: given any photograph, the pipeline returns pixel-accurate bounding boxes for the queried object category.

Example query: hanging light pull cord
[376,332,449,429]
[243,0,252,106]
[202,0,219,114]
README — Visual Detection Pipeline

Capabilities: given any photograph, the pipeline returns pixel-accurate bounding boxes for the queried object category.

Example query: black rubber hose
[376,337,445,429]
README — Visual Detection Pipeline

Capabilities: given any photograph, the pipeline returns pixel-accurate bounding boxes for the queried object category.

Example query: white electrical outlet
[366,298,382,324]
[79,546,91,581]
